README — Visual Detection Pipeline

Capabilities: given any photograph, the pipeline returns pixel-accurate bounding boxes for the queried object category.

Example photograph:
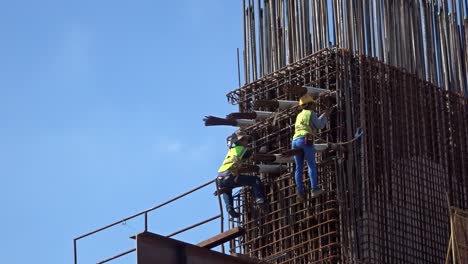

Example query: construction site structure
[217,47,467,263]
[74,0,468,263]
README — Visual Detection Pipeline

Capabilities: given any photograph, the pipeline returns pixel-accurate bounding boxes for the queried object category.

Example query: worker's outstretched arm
[310,112,327,130]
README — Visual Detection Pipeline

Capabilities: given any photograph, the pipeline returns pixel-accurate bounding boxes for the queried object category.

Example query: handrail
[95,214,221,264]
[74,179,218,264]
[97,248,136,264]
[166,214,221,238]
[215,177,225,253]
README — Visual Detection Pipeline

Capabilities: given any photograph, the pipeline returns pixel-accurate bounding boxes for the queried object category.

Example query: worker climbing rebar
[216,130,266,218]
[292,93,333,201]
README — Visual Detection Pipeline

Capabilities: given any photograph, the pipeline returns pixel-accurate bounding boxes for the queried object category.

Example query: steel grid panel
[224,49,468,263]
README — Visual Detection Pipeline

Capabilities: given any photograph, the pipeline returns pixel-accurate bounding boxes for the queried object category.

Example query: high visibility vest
[218,146,247,173]
[293,109,316,139]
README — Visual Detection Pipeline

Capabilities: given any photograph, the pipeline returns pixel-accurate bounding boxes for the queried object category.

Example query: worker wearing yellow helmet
[292,93,333,201]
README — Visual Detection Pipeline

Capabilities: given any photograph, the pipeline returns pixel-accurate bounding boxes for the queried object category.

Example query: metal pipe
[237,48,241,87]
[303,86,332,95]
[236,119,256,127]
[96,248,136,264]
[166,215,221,238]
[226,111,275,120]
[215,179,225,253]
[74,239,77,264]
[253,99,298,109]
[278,100,298,109]
[257,164,286,173]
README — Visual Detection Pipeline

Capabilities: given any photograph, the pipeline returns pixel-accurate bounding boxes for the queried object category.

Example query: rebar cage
[225,48,468,264]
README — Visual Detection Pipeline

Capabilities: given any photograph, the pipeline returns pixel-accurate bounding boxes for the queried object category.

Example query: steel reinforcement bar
[224,48,467,263]
[239,0,468,97]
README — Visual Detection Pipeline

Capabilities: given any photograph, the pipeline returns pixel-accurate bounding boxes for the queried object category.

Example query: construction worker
[292,93,333,200]
[217,130,265,218]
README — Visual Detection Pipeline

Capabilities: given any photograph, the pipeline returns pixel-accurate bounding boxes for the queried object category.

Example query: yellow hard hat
[299,94,315,106]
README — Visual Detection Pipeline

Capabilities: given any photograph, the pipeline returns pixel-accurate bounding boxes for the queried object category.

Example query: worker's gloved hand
[323,107,334,118]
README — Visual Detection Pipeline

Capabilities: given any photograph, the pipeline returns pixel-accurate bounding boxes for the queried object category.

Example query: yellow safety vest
[293,109,316,139]
[218,146,247,173]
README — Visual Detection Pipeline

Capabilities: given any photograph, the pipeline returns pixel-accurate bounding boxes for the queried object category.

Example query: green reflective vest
[293,109,316,139]
[218,146,247,173]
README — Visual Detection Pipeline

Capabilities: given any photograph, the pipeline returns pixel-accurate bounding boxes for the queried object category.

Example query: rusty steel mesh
[225,48,468,263]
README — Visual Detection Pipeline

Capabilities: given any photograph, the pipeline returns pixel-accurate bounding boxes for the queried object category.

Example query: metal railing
[73,178,225,264]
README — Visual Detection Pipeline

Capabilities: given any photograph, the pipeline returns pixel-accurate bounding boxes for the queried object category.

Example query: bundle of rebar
[240,0,468,97]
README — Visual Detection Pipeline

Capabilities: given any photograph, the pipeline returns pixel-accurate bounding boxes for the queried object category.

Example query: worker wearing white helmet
[292,93,333,201]
[217,130,265,218]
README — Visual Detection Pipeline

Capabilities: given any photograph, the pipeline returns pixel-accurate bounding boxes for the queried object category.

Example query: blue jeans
[217,170,264,208]
[292,136,318,195]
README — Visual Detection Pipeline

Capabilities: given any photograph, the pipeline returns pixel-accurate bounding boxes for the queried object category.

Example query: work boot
[227,206,240,218]
[311,188,325,198]
[297,193,306,202]
[256,198,269,213]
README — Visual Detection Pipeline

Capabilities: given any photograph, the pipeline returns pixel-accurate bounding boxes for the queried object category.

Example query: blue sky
[0,1,243,263]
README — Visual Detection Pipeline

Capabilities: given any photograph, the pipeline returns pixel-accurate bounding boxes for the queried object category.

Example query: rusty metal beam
[197,227,245,249]
[136,231,253,264]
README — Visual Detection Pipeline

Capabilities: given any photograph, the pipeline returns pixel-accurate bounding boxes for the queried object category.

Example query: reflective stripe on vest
[218,146,247,172]
[293,109,315,139]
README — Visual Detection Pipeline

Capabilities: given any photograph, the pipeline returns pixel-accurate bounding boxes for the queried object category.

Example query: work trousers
[292,136,318,195]
[216,170,264,208]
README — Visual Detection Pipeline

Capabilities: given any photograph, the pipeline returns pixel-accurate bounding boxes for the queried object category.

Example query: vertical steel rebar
[237,48,241,87]
[237,0,467,96]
